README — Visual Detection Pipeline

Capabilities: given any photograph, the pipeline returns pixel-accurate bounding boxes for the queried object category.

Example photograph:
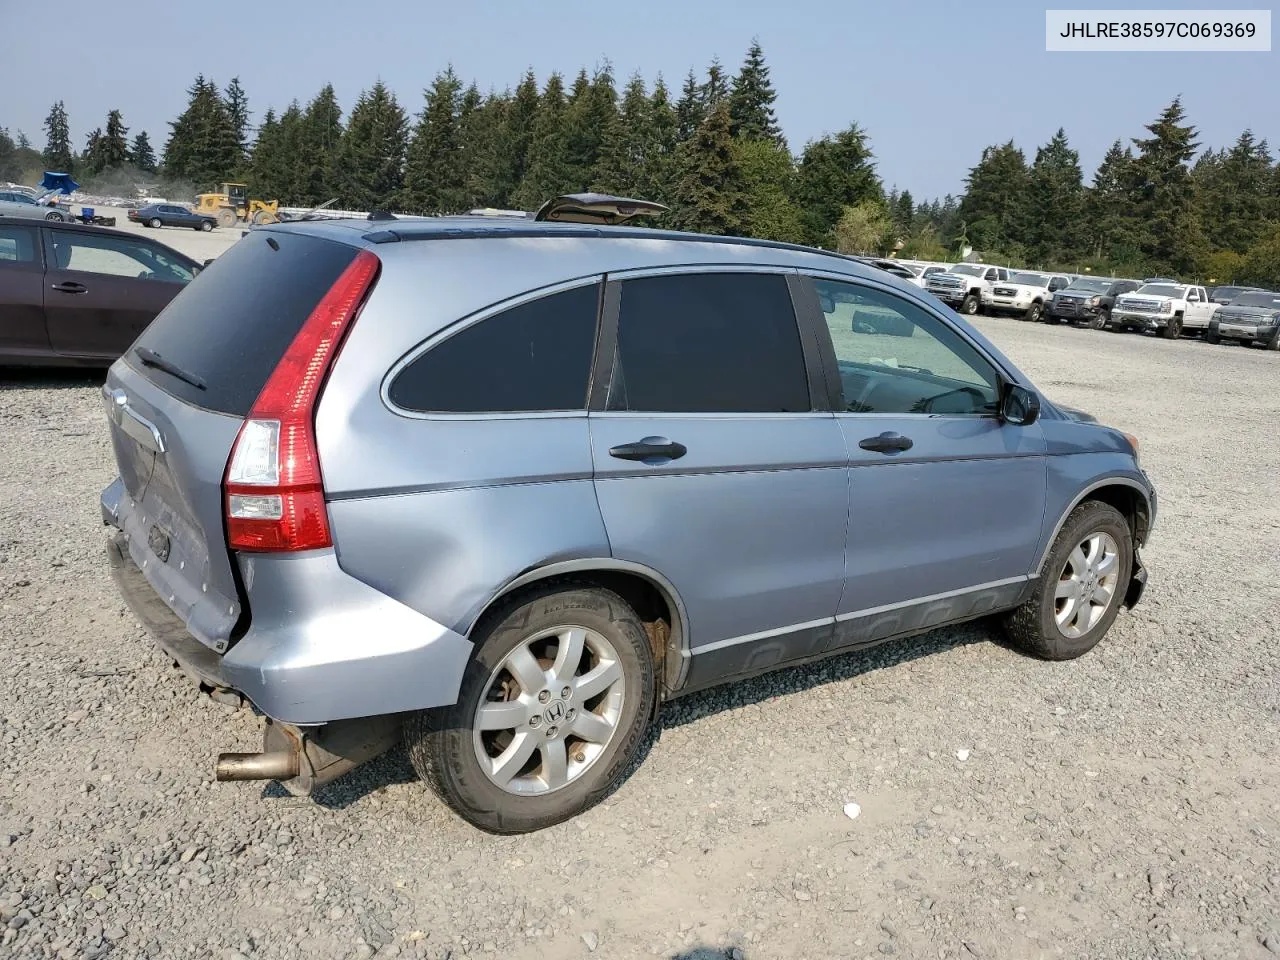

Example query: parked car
[0,192,70,221]
[128,203,217,232]
[1046,277,1142,328]
[1206,289,1280,349]
[924,263,1012,314]
[984,271,1071,322]
[1108,282,1216,338]
[0,216,200,365]
[99,198,1155,833]
[1207,284,1261,306]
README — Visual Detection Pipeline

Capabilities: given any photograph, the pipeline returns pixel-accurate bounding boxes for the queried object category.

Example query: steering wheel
[918,385,988,414]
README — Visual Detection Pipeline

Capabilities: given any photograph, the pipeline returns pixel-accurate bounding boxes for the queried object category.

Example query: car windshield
[1009,272,1049,286]
[1211,286,1247,299]
[950,264,985,277]
[1230,291,1280,308]
[1136,284,1185,298]
[1065,278,1111,293]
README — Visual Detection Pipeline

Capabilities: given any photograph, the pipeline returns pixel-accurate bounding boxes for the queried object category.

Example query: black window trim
[590,264,827,417]
[795,270,1016,419]
[381,274,606,420]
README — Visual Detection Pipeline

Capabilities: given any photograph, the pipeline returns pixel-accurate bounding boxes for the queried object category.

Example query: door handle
[51,281,88,294]
[608,437,688,463]
[858,431,914,453]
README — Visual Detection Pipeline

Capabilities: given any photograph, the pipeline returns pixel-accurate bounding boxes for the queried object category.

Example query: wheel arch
[1035,477,1153,575]
[467,559,691,695]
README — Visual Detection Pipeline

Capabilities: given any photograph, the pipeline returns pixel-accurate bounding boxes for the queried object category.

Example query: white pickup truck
[984,271,1073,322]
[1107,282,1218,339]
[923,263,1011,315]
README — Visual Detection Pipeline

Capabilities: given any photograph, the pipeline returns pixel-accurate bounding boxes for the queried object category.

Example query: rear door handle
[51,281,88,294]
[858,431,913,453]
[608,437,688,463]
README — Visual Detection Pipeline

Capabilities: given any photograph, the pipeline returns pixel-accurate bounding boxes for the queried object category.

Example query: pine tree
[248,108,287,201]
[495,71,540,202]
[403,67,467,214]
[515,73,572,208]
[1128,98,1203,273]
[1086,140,1141,263]
[163,76,240,187]
[735,137,804,243]
[699,59,729,113]
[299,84,344,205]
[0,128,17,181]
[82,129,104,175]
[792,124,882,247]
[892,189,914,237]
[16,131,31,150]
[42,101,73,172]
[462,89,510,208]
[101,110,130,170]
[334,81,408,211]
[675,69,702,143]
[1199,131,1272,253]
[562,64,617,191]
[592,72,650,195]
[223,77,251,169]
[1025,128,1084,263]
[643,75,680,202]
[956,141,1030,255]
[671,101,747,235]
[728,40,782,143]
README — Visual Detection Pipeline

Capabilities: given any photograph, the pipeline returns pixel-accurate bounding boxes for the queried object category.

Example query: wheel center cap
[543,700,567,725]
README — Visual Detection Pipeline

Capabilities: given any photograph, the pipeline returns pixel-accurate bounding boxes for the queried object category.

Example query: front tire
[1023,301,1043,323]
[406,586,656,833]
[1003,501,1133,661]
[1206,327,1220,345]
[960,293,980,316]
[45,211,64,221]
[1267,327,1280,351]
[1090,310,1109,330]
[1161,315,1183,339]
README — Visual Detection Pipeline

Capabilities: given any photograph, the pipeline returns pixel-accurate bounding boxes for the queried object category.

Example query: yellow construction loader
[194,183,280,228]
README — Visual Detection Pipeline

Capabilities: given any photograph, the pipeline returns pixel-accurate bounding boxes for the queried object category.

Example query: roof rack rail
[533,193,668,225]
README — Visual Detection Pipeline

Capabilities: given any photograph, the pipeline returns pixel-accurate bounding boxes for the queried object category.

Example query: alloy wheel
[1054,532,1120,639]
[472,625,626,796]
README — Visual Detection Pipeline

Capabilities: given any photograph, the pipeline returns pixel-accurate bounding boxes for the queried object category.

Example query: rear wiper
[133,347,207,391]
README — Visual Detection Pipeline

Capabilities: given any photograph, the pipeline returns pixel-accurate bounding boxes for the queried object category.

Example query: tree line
[5,46,1279,284]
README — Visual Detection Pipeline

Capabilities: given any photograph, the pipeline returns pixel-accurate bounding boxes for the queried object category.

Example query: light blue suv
[101,195,1155,832]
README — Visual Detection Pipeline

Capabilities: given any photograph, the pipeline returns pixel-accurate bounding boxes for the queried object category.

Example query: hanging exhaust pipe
[215,750,300,782]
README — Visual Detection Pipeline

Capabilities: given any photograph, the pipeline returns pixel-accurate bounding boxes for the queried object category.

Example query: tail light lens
[224,249,380,551]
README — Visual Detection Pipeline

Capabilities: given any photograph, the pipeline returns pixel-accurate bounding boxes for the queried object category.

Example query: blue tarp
[39,171,80,195]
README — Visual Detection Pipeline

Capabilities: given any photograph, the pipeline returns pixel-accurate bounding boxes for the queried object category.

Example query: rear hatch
[103,229,361,651]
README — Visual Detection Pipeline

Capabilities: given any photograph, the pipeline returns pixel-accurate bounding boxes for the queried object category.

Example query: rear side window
[0,224,38,263]
[129,232,357,415]
[388,283,600,413]
[609,273,810,413]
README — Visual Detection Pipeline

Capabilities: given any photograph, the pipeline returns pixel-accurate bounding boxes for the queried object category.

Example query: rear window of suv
[127,232,357,415]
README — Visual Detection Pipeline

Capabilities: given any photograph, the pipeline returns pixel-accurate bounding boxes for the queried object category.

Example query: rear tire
[148,217,162,229]
[200,220,213,232]
[1003,501,1133,661]
[960,293,980,316]
[405,586,656,833]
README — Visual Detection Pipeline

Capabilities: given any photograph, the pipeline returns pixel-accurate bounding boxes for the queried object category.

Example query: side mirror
[1001,383,1040,426]
[204,258,215,266]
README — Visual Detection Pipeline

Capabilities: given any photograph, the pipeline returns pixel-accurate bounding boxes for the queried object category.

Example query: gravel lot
[1,316,1278,960]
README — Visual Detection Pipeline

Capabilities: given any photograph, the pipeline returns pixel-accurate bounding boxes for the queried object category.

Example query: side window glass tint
[0,225,37,263]
[814,278,999,416]
[609,273,809,413]
[389,283,600,413]
[51,232,183,280]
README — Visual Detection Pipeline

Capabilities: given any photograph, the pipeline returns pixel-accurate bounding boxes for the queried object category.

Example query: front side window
[388,282,601,413]
[814,278,1000,416]
[608,272,810,413]
[50,231,193,282]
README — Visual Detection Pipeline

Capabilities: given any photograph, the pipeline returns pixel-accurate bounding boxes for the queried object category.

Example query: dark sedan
[1207,290,1280,349]
[0,216,200,366]
[128,203,217,232]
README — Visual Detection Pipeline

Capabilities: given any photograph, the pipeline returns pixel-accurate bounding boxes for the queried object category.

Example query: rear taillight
[224,249,379,551]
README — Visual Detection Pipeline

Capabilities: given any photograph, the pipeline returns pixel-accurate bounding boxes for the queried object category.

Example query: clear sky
[3,0,1276,198]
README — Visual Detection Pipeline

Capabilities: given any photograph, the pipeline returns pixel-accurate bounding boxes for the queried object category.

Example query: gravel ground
[1,317,1278,960]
